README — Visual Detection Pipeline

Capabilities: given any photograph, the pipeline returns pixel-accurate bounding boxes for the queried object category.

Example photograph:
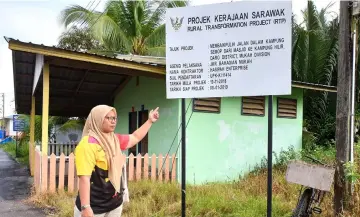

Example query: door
[128,111,137,156]
[138,110,149,155]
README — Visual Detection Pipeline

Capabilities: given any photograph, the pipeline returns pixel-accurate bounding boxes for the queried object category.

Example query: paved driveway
[0,149,46,217]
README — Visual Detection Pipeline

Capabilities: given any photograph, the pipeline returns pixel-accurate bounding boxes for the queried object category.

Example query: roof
[5,37,337,117]
[291,81,337,93]
[6,37,166,117]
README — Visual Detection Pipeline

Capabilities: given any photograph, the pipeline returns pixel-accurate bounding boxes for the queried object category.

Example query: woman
[73,105,159,217]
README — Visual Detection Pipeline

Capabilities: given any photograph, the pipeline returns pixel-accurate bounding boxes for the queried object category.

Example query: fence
[47,143,77,156]
[33,147,178,193]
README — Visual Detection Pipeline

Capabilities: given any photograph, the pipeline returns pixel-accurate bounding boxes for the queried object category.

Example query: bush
[252,146,301,174]
[0,141,29,165]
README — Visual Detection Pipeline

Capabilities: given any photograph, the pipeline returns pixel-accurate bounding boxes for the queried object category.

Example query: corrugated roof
[6,37,168,117]
[116,54,166,66]
[4,36,166,67]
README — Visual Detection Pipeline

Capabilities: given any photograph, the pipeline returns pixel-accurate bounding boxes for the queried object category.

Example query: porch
[6,37,176,194]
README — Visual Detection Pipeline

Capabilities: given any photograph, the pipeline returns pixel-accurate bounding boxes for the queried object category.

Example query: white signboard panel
[165,1,292,99]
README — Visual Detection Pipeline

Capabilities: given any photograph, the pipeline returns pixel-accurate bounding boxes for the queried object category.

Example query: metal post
[267,95,273,217]
[181,98,186,217]
[350,29,356,166]
[15,131,18,158]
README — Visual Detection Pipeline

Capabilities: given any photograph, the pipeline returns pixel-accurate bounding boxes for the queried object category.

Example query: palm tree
[292,1,339,147]
[59,0,188,57]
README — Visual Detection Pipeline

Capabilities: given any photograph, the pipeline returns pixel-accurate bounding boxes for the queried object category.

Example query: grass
[26,145,360,217]
[27,173,297,217]
[0,141,29,165]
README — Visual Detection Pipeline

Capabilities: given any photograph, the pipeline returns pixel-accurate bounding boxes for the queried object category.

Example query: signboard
[0,130,5,139]
[286,160,335,192]
[13,115,25,131]
[165,1,292,99]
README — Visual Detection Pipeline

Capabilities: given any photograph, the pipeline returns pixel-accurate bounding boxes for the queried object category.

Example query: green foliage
[251,143,337,176]
[344,143,360,184]
[273,146,301,169]
[301,144,336,165]
[345,161,360,183]
[17,115,85,147]
[302,126,317,150]
[59,0,189,57]
[0,141,29,165]
[251,146,301,175]
[57,26,105,52]
[293,1,339,147]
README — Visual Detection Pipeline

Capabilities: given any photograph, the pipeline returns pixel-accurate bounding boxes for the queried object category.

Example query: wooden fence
[48,143,77,156]
[33,148,178,193]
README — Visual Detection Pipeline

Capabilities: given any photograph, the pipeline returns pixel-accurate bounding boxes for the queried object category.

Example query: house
[0,115,81,143]
[114,74,337,184]
[0,115,18,137]
[6,38,337,185]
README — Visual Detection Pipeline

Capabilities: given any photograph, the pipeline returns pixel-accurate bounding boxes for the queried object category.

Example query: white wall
[5,119,16,136]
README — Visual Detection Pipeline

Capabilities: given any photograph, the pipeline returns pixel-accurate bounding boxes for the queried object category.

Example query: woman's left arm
[127,107,159,149]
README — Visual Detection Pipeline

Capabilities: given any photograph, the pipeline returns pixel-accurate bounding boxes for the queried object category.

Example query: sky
[0,0,339,116]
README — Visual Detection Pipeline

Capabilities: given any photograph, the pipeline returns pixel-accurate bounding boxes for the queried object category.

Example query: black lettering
[249,19,271,26]
[205,21,247,30]
[170,64,181,68]
[170,70,179,74]
[254,52,271,57]
[188,16,211,24]
[170,87,181,92]
[188,26,203,32]
[183,86,191,91]
[170,47,179,51]
[170,81,181,86]
[181,46,194,51]
[214,13,248,22]
[251,9,285,19]
[191,86,204,91]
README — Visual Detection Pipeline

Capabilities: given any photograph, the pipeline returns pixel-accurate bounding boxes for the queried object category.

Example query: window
[193,98,221,113]
[277,98,297,118]
[241,96,265,116]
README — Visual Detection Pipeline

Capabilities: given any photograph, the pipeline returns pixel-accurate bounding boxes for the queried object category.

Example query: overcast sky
[0,0,339,116]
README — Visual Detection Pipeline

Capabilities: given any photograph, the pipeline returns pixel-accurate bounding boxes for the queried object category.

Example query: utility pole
[334,1,352,216]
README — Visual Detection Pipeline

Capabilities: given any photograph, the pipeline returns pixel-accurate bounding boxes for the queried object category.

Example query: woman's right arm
[79,175,93,217]
[75,138,96,217]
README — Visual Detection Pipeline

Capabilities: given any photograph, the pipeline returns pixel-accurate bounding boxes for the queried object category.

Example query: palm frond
[307,0,321,31]
[144,24,165,48]
[145,45,166,57]
[92,14,133,52]
[142,0,188,37]
[318,1,335,29]
[56,119,84,134]
[59,5,99,28]
[292,27,308,81]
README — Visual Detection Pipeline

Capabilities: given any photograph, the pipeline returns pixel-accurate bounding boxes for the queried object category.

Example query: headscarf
[82,105,126,193]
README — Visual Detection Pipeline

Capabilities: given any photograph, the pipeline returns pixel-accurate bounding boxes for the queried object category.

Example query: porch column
[41,63,49,156]
[40,62,49,192]
[29,96,35,176]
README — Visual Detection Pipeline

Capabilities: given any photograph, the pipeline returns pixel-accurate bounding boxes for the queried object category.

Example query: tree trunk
[334,1,352,216]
